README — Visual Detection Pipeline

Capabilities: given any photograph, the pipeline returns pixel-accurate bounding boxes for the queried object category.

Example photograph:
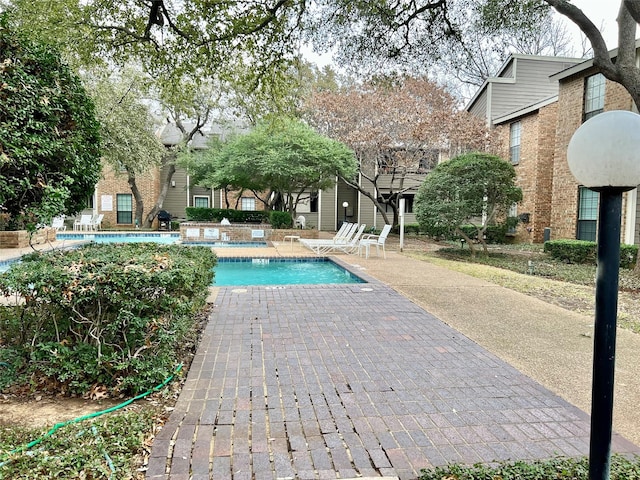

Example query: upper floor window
[584,73,605,121]
[509,121,521,165]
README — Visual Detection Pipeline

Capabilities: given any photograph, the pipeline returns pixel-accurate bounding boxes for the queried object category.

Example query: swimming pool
[55,233,268,247]
[213,258,366,286]
[57,232,180,244]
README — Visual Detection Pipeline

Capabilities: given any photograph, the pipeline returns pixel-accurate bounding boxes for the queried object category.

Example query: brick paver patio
[146,272,638,479]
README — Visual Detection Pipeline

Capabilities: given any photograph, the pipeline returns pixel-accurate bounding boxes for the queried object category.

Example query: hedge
[544,239,638,269]
[0,243,217,396]
[185,207,270,223]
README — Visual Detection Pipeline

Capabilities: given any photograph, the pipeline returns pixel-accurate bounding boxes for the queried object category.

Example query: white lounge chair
[90,214,104,231]
[299,223,356,253]
[359,224,392,259]
[51,216,66,231]
[318,224,367,254]
[313,224,367,255]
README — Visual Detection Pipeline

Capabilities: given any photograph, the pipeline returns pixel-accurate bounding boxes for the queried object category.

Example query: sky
[565,1,620,49]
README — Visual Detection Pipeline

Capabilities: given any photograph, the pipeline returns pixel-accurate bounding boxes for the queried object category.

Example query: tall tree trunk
[127,170,145,228]
[143,155,176,228]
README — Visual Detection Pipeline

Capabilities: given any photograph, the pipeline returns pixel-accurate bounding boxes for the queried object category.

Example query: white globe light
[567,110,640,189]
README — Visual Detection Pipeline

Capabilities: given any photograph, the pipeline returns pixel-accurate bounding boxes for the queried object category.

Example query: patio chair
[295,215,306,229]
[359,224,392,259]
[299,222,355,253]
[51,216,66,231]
[313,224,367,255]
[90,213,104,231]
[73,214,93,231]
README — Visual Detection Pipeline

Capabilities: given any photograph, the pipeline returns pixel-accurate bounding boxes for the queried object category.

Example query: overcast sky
[567,1,620,48]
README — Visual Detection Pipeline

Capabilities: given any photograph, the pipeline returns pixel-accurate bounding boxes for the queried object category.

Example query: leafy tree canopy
[415,152,522,256]
[186,118,357,218]
[0,18,101,229]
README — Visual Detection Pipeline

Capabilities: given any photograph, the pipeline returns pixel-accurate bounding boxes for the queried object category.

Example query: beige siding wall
[163,169,189,219]
[489,59,581,123]
[468,90,489,119]
[319,185,337,231]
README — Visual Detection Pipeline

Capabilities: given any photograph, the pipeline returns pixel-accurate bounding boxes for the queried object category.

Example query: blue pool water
[213,258,365,286]
[57,233,180,244]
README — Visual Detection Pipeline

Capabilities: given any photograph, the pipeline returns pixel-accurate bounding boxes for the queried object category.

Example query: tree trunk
[143,155,176,228]
[338,174,392,225]
[127,170,145,228]
[455,226,476,258]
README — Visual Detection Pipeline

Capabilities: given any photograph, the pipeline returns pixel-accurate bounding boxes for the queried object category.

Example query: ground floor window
[241,197,256,211]
[117,194,133,224]
[577,186,598,241]
[380,194,414,213]
[193,195,210,208]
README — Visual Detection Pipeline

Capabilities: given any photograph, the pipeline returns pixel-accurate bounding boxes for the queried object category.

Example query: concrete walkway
[145,239,639,479]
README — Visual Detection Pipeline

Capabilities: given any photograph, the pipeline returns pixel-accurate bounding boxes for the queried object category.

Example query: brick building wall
[494,102,557,243]
[552,72,635,240]
[96,163,160,229]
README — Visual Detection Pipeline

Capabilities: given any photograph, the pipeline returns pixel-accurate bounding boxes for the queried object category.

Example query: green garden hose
[0,363,183,468]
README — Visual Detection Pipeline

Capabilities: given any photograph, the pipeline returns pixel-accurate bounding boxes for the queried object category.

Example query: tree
[414,153,522,258]
[87,70,166,227]
[304,77,497,227]
[0,18,101,230]
[541,1,640,109]
[189,118,357,221]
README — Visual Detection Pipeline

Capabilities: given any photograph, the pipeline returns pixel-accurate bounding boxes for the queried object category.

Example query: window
[584,73,605,121]
[241,197,256,211]
[577,186,599,241]
[116,194,133,224]
[509,121,521,165]
[507,203,518,234]
[193,196,210,208]
[296,192,319,213]
[380,194,414,213]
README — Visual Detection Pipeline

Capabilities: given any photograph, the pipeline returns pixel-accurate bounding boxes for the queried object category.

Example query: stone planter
[0,228,56,248]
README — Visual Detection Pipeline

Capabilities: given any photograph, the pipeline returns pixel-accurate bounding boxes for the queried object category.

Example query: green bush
[0,243,216,396]
[419,455,640,479]
[544,239,637,268]
[185,207,269,223]
[269,211,293,229]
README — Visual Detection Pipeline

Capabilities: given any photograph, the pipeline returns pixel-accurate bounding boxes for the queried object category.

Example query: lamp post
[342,201,349,225]
[567,110,640,480]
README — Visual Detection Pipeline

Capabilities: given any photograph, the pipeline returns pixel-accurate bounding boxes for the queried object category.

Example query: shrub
[185,207,269,224]
[269,211,293,229]
[544,239,638,269]
[419,454,640,479]
[0,243,216,396]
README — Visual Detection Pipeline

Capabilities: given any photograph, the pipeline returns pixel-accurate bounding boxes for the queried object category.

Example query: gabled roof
[465,54,583,112]
[550,39,640,81]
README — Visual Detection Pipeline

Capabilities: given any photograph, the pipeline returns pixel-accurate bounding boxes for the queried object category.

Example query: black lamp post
[567,110,640,480]
[342,201,349,225]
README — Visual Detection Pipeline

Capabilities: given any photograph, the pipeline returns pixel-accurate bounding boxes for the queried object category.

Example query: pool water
[213,258,365,286]
[57,233,180,244]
